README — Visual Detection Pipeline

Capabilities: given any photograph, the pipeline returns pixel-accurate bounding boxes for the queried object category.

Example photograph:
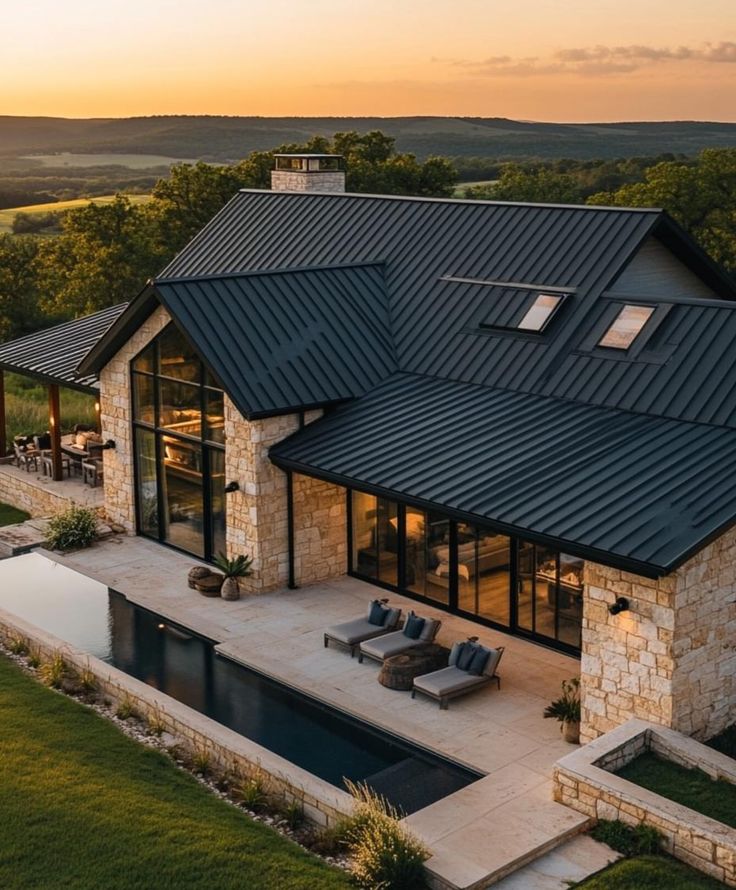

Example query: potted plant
[544,677,581,743]
[213,553,253,601]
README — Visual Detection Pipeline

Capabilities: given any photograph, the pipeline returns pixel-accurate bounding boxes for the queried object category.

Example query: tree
[467,164,582,204]
[588,148,736,273]
[0,235,45,340]
[35,197,167,318]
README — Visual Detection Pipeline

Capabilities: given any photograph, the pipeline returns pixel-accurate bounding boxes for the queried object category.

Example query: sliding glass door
[348,490,583,654]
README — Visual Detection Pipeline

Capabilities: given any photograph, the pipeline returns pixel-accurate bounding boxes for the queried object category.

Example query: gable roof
[153,263,395,417]
[0,303,126,392]
[271,373,736,577]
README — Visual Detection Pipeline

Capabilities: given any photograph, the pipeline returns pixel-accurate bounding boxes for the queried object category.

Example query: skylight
[517,293,564,332]
[598,304,655,350]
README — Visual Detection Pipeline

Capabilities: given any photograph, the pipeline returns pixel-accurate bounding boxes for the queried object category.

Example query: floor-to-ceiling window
[131,324,226,561]
[348,490,582,654]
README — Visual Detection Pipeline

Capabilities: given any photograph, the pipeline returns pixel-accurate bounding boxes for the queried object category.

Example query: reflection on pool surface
[0,552,480,813]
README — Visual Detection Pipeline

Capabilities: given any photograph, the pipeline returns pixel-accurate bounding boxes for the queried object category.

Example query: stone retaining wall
[554,718,736,885]
[0,465,103,518]
[0,606,353,829]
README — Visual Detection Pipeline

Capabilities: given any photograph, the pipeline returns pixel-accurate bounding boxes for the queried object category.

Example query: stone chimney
[271,154,345,193]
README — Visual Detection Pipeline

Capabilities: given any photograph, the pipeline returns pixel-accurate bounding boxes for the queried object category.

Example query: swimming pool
[0,552,480,813]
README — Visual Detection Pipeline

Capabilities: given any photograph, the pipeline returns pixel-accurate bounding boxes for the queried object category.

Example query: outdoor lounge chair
[324,600,402,656]
[411,642,505,709]
[358,612,441,663]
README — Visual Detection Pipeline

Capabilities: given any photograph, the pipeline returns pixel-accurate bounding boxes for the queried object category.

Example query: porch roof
[0,304,127,393]
[270,373,736,577]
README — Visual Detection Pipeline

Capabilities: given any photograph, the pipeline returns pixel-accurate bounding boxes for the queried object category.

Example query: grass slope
[575,854,727,888]
[0,654,349,890]
[0,502,29,526]
[618,752,736,829]
[0,194,151,233]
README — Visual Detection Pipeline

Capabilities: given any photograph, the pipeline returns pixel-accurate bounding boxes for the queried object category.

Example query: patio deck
[0,461,104,517]
[53,535,589,888]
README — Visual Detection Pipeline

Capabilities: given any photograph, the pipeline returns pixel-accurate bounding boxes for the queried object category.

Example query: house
[3,154,736,745]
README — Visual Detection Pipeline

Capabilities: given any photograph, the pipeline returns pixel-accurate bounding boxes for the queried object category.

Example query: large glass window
[517,542,583,648]
[132,324,225,562]
[456,523,510,626]
[350,492,398,587]
[405,508,450,606]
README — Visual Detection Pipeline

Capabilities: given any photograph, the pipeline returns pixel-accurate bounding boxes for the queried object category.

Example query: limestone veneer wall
[99,305,172,531]
[581,525,736,743]
[224,400,347,592]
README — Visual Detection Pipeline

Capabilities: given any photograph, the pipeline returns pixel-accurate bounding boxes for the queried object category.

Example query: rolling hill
[2,115,736,162]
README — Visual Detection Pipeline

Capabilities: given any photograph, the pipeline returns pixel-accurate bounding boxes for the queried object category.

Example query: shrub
[45,505,98,552]
[146,708,166,737]
[238,772,269,812]
[115,694,138,721]
[280,799,306,830]
[27,648,41,669]
[342,781,429,890]
[7,634,29,656]
[592,819,662,856]
[78,664,98,695]
[39,652,70,689]
[192,747,212,776]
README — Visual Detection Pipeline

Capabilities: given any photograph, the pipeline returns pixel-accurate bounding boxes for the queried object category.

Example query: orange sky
[2,0,735,120]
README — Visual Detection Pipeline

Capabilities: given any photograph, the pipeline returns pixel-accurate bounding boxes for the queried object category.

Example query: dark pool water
[0,552,479,813]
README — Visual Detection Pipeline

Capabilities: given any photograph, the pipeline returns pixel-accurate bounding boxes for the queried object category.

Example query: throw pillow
[403,612,425,639]
[468,646,491,676]
[448,641,465,666]
[457,643,477,672]
[418,617,439,642]
[368,600,388,626]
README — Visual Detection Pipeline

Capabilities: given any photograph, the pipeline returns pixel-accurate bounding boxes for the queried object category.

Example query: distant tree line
[0,131,456,340]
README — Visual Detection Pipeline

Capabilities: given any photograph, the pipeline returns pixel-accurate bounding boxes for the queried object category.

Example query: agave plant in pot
[213,553,253,601]
[544,677,581,743]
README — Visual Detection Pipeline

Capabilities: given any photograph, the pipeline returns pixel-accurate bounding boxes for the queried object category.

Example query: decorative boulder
[188,566,212,589]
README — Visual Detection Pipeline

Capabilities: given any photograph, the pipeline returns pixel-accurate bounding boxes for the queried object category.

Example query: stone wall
[0,464,104,518]
[99,305,172,531]
[554,719,736,886]
[581,525,736,742]
[224,400,347,592]
[270,170,346,192]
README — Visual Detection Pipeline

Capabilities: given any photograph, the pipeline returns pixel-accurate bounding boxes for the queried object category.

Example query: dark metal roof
[0,303,127,392]
[272,373,736,576]
[153,263,396,417]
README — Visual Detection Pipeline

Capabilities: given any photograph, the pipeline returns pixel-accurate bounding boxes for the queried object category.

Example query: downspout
[286,469,298,589]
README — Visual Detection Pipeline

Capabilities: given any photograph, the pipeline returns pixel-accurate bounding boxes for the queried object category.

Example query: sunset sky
[3,0,734,121]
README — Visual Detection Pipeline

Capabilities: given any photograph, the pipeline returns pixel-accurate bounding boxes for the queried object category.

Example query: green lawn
[617,752,736,829]
[0,654,349,890]
[575,854,727,888]
[0,502,29,526]
[0,194,151,234]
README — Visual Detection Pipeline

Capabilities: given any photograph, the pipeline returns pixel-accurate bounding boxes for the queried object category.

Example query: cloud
[437,41,736,78]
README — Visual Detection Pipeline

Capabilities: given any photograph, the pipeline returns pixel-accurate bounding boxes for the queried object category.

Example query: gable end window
[517,293,564,332]
[598,304,655,350]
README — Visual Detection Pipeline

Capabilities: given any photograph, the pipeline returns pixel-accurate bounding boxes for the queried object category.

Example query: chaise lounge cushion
[360,629,424,661]
[413,666,488,698]
[326,618,391,647]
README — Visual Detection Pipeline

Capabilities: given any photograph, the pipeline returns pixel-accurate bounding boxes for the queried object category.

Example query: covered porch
[0,306,125,511]
[53,534,585,887]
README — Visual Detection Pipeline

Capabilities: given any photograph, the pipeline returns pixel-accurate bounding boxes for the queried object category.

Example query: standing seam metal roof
[153,263,396,417]
[0,303,126,391]
[271,373,736,575]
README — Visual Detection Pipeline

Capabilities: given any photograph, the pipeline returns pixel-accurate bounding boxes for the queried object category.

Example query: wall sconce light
[102,439,116,450]
[608,597,630,616]
[224,481,240,493]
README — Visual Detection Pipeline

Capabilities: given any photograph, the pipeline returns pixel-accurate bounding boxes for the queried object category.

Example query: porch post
[48,383,62,481]
[0,370,6,459]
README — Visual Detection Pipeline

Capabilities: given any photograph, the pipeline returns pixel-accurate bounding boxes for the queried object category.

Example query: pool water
[0,552,479,813]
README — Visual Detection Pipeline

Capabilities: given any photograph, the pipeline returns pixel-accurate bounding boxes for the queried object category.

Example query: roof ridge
[154,260,386,286]
[236,188,664,215]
